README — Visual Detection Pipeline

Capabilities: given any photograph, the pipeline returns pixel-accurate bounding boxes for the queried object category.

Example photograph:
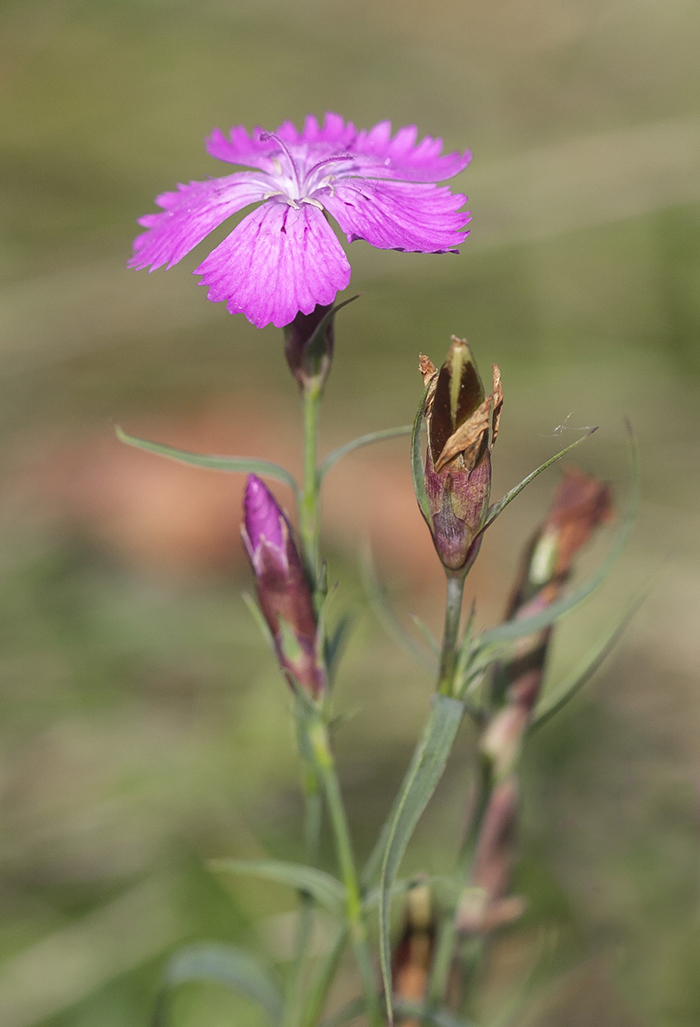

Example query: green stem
[300,381,323,596]
[299,924,349,1027]
[425,758,492,1013]
[308,717,382,1027]
[437,573,466,696]
[282,710,325,1027]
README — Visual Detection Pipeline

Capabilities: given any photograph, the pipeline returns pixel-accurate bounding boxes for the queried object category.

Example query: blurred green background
[1,0,699,1024]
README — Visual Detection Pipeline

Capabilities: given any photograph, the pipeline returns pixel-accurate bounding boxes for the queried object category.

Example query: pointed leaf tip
[115,425,300,497]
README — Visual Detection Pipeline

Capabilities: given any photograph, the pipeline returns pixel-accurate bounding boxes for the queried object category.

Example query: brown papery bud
[420,337,503,572]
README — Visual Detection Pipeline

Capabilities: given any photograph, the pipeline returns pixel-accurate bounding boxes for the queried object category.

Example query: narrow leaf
[115,426,300,498]
[241,592,276,653]
[160,943,283,1023]
[481,429,597,533]
[471,426,639,658]
[411,615,441,659]
[209,858,346,913]
[411,386,431,522]
[361,545,436,672]
[326,612,355,682]
[319,425,412,480]
[378,695,466,1024]
[531,590,646,730]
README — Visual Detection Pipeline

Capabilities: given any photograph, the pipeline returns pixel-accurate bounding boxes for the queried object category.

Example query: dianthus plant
[121,113,635,1027]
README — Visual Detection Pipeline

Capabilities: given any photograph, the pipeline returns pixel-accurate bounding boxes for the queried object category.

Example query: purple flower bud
[418,338,503,572]
[242,475,325,699]
[244,474,286,556]
[284,303,335,393]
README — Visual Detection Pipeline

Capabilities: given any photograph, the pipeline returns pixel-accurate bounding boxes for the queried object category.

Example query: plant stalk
[300,381,323,597]
[308,717,382,1027]
[437,573,466,695]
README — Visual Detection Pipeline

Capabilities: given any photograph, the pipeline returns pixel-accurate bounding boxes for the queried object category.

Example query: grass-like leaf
[469,425,639,662]
[115,425,300,498]
[530,589,647,730]
[318,425,412,480]
[360,546,437,672]
[241,592,276,652]
[209,858,346,914]
[326,611,355,682]
[377,695,466,1024]
[411,614,441,659]
[157,942,283,1024]
[481,428,597,533]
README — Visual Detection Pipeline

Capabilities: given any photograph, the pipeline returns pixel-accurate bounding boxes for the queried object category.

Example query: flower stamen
[259,132,302,194]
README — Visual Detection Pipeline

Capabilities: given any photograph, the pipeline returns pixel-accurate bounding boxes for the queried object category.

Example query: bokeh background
[1,0,700,1024]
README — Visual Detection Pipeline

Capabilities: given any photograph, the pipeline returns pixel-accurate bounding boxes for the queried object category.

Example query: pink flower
[129,113,471,329]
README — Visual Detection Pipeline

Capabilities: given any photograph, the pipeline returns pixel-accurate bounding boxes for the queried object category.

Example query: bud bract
[242,475,325,699]
[419,337,503,572]
[284,303,335,393]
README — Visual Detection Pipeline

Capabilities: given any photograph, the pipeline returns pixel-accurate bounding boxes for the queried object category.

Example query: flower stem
[283,763,323,1027]
[426,758,492,1012]
[308,717,382,1027]
[300,381,323,597]
[437,573,466,696]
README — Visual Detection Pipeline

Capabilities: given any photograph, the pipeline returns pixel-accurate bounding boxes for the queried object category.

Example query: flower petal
[194,201,351,328]
[348,120,471,182]
[299,111,358,147]
[206,125,284,173]
[322,179,470,253]
[129,173,269,271]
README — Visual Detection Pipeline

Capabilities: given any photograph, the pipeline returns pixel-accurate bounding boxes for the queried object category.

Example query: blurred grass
[0,0,699,1024]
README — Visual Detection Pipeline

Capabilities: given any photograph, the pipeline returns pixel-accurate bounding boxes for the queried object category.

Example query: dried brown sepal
[418,353,437,385]
[418,353,439,421]
[545,466,614,577]
[491,365,503,445]
[435,364,503,473]
[435,395,491,473]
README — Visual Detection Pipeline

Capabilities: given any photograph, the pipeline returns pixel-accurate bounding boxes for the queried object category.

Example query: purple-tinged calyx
[284,302,335,393]
[419,337,503,572]
[242,475,325,699]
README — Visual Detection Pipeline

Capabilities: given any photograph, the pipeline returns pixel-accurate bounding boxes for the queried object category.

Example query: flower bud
[284,303,335,393]
[242,475,325,699]
[419,337,503,572]
[456,777,525,935]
